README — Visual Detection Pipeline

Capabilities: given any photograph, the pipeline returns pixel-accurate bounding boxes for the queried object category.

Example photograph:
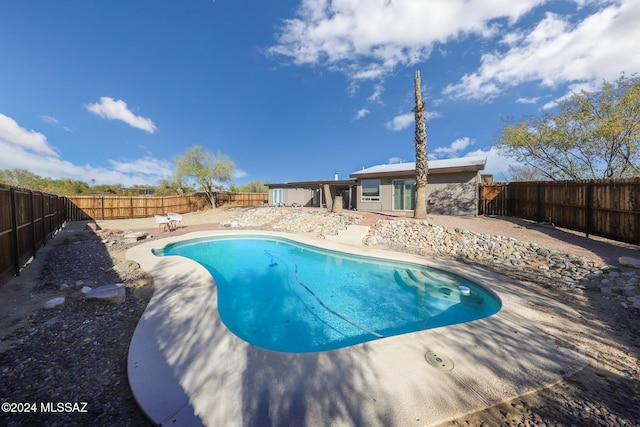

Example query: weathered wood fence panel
[65,192,268,221]
[0,184,66,286]
[478,183,510,216]
[479,178,640,245]
[65,194,200,220]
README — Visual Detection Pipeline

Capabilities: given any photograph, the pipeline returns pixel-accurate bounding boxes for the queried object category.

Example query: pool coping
[127,230,588,426]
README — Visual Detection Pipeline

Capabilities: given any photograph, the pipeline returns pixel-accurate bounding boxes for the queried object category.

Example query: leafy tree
[0,169,41,188]
[413,70,428,219]
[0,169,91,194]
[230,180,269,193]
[173,145,235,208]
[497,74,640,180]
[154,176,194,196]
[506,164,549,182]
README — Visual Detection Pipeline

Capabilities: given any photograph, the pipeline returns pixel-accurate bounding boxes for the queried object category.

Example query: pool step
[394,269,424,293]
[395,269,464,302]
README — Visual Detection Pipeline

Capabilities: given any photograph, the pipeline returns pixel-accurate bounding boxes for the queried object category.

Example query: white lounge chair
[155,215,171,233]
[168,212,183,229]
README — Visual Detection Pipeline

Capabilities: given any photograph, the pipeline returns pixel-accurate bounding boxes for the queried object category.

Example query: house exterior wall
[426,171,480,215]
[355,171,480,215]
[269,187,319,207]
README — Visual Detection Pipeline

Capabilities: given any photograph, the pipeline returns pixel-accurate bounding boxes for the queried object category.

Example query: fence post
[40,193,47,245]
[536,182,542,223]
[10,188,20,277]
[29,190,36,258]
[585,181,592,239]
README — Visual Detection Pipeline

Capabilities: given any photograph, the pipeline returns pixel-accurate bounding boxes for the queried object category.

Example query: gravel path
[1,206,638,426]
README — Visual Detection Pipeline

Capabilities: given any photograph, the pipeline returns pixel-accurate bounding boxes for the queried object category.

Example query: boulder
[85,283,126,304]
[112,260,140,274]
[124,232,149,243]
[44,297,65,309]
[618,257,640,269]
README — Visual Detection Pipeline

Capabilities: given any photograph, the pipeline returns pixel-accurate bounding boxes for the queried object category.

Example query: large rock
[112,260,140,274]
[44,297,65,309]
[619,257,640,269]
[85,283,126,304]
[124,232,149,243]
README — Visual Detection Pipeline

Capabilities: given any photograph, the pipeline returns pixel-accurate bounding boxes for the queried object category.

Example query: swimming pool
[155,235,501,353]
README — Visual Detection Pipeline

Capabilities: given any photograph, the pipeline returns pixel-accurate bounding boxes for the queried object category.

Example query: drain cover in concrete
[425,351,454,371]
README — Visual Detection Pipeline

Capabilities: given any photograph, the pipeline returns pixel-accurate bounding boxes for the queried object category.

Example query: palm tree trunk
[413,70,428,219]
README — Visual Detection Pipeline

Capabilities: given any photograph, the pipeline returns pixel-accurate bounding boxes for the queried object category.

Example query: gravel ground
[0,223,154,426]
[0,206,639,426]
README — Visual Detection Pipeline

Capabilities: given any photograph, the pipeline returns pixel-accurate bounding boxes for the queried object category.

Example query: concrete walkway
[127,230,587,427]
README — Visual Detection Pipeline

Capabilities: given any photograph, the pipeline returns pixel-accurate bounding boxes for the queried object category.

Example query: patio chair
[155,215,171,233]
[168,212,183,229]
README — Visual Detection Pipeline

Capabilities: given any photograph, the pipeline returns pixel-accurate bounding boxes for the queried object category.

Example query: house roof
[349,155,486,178]
[266,179,356,189]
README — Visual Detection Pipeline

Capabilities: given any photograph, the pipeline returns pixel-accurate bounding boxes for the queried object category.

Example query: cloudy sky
[1,0,638,186]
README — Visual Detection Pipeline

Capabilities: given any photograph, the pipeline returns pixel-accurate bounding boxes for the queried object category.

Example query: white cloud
[108,156,173,176]
[433,137,475,157]
[354,108,370,120]
[387,156,405,164]
[269,0,547,80]
[465,146,516,180]
[385,109,442,131]
[41,114,73,133]
[367,83,384,103]
[85,97,157,133]
[234,169,248,179]
[516,97,539,104]
[40,115,59,124]
[385,112,414,131]
[0,113,58,157]
[0,113,169,186]
[444,1,640,100]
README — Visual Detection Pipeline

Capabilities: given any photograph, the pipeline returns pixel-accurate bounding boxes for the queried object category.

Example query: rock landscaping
[365,219,640,310]
[220,206,363,235]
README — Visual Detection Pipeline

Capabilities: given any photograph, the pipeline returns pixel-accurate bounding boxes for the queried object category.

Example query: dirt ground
[1,207,639,426]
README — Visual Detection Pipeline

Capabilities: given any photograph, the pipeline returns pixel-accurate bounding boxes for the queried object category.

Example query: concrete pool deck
[126,230,588,427]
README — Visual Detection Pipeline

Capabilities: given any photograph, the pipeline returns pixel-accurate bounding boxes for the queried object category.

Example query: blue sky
[1,0,639,187]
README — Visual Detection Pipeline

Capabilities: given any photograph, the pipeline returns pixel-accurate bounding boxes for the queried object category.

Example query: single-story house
[267,155,487,215]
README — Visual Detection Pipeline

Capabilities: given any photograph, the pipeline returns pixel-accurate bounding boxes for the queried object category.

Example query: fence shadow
[491,215,640,264]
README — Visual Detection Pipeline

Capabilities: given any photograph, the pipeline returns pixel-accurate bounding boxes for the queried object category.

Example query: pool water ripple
[155,235,501,353]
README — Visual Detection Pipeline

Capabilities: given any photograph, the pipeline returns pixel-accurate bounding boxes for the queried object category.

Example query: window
[361,179,380,201]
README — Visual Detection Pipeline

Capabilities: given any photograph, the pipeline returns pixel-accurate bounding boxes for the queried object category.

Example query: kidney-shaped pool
[154,235,501,353]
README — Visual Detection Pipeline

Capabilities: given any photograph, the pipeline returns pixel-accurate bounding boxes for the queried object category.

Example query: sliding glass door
[393,180,415,211]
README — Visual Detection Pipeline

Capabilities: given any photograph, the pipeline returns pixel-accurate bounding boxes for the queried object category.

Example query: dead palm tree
[413,70,428,219]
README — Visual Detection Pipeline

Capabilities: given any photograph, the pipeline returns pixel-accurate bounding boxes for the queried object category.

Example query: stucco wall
[269,188,319,207]
[355,171,480,215]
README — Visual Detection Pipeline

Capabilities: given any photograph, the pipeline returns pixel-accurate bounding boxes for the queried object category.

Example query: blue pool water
[155,236,501,353]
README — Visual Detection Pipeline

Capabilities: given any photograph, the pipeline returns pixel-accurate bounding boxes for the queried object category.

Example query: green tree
[231,180,269,193]
[174,145,235,208]
[0,169,41,188]
[413,70,428,219]
[497,74,640,180]
[506,164,549,182]
[155,176,194,196]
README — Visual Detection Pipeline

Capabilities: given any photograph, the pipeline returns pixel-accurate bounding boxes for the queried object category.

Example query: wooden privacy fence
[65,194,201,221]
[65,192,268,221]
[479,178,640,245]
[0,184,66,285]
